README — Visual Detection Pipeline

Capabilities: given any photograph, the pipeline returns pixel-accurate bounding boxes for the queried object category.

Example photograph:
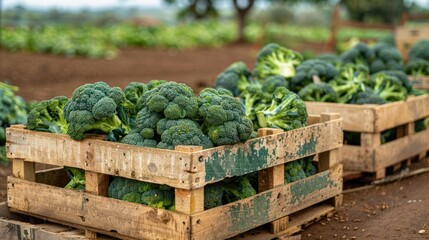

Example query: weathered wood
[12,159,35,181]
[6,118,342,189]
[190,164,343,240]
[200,119,343,184]
[408,75,429,90]
[395,26,429,61]
[174,146,205,215]
[35,167,70,187]
[7,177,191,240]
[306,94,429,132]
[318,113,341,172]
[84,171,109,238]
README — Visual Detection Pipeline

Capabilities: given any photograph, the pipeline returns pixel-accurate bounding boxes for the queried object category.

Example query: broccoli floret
[27,96,69,134]
[124,82,149,127]
[108,177,157,200]
[253,43,303,80]
[328,64,370,103]
[122,192,143,203]
[147,79,168,90]
[405,58,429,77]
[64,167,85,190]
[64,82,130,141]
[198,88,253,145]
[140,188,175,209]
[204,183,224,209]
[369,43,403,74]
[298,82,338,102]
[157,122,213,150]
[340,42,372,66]
[369,72,408,102]
[261,75,289,93]
[136,106,164,130]
[378,70,413,94]
[284,159,307,183]
[315,53,343,70]
[214,62,254,96]
[409,40,429,61]
[222,176,257,204]
[139,82,198,120]
[290,59,337,92]
[239,84,265,123]
[120,130,158,148]
[350,90,387,105]
[256,87,307,131]
[302,156,317,177]
[156,118,200,135]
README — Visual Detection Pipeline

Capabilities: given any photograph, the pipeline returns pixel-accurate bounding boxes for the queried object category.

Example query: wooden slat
[6,126,200,190]
[12,159,35,181]
[339,21,395,30]
[395,26,429,61]
[409,75,429,90]
[338,145,375,172]
[7,177,191,240]
[306,94,429,132]
[200,119,343,184]
[318,113,341,172]
[190,164,343,240]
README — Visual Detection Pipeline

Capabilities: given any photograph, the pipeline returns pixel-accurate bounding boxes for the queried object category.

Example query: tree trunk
[233,0,255,43]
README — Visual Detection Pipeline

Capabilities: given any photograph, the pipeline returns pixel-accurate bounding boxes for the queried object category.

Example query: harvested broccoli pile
[0,82,28,165]
[369,43,403,74]
[290,59,337,92]
[340,43,372,66]
[27,96,69,134]
[213,61,254,97]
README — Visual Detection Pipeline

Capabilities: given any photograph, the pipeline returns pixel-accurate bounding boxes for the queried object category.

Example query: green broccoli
[290,59,337,92]
[214,61,254,96]
[302,156,317,177]
[409,39,429,61]
[350,90,387,105]
[136,106,164,131]
[405,58,429,77]
[378,70,413,94]
[340,42,372,66]
[64,167,86,190]
[315,53,343,70]
[124,82,149,128]
[328,64,369,103]
[284,159,307,183]
[139,81,198,120]
[298,82,338,102]
[253,43,303,80]
[239,84,265,123]
[204,183,224,209]
[369,72,408,102]
[64,82,130,140]
[256,87,307,131]
[108,177,157,200]
[157,122,213,150]
[222,176,257,204]
[120,129,158,148]
[146,79,168,90]
[198,88,253,146]
[415,117,429,133]
[27,96,69,134]
[261,75,289,93]
[156,118,200,135]
[369,43,403,74]
[140,188,175,209]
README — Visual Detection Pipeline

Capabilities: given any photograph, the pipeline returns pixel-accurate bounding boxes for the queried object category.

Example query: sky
[3,0,166,10]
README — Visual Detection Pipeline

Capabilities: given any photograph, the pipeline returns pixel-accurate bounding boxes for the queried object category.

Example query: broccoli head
[64,167,85,190]
[315,53,343,70]
[253,43,303,80]
[108,177,157,200]
[120,129,158,148]
[405,58,429,77]
[261,75,289,93]
[284,159,307,183]
[340,42,372,66]
[290,59,337,92]
[139,81,199,120]
[27,96,69,134]
[157,121,213,150]
[222,176,257,204]
[213,61,254,96]
[328,64,369,103]
[350,89,387,105]
[198,88,253,145]
[64,82,130,140]
[140,188,175,209]
[256,87,307,131]
[409,39,429,61]
[369,43,403,74]
[378,70,413,94]
[369,72,408,102]
[298,82,338,102]
[204,183,224,209]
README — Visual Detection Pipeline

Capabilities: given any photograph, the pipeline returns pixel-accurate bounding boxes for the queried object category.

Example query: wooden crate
[408,75,429,91]
[6,113,343,240]
[395,26,429,62]
[306,94,429,179]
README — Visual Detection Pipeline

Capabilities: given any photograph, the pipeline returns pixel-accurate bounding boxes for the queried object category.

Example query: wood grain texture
[7,177,191,240]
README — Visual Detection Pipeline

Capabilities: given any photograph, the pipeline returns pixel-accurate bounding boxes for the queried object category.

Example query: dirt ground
[1,45,429,239]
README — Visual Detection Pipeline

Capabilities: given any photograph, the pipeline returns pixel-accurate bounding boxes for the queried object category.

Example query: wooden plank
[6,126,200,190]
[7,177,191,240]
[318,113,341,172]
[190,164,343,240]
[12,159,35,181]
[200,119,343,184]
[409,75,429,90]
[174,146,204,215]
[305,102,376,132]
[338,145,375,172]
[306,94,429,132]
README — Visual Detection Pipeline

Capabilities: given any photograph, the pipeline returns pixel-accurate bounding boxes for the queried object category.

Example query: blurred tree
[164,0,328,42]
[340,0,408,24]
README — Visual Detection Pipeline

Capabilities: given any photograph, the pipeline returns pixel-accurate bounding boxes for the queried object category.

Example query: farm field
[0,44,428,239]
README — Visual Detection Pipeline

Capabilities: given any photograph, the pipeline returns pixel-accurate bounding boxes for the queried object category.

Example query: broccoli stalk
[256,87,307,131]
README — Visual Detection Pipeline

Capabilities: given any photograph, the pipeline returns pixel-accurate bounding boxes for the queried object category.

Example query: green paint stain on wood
[228,192,272,233]
[205,139,276,182]
[285,133,318,160]
[290,171,336,205]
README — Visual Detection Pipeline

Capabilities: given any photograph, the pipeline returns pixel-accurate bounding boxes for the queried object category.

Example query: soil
[1,44,429,239]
